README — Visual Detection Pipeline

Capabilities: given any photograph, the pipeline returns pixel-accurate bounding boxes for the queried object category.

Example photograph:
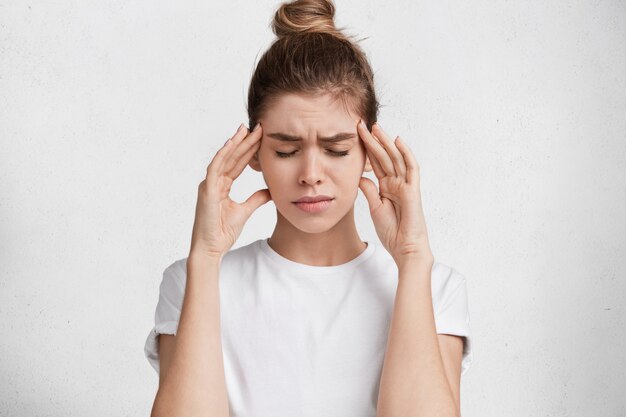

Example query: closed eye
[276,150,349,158]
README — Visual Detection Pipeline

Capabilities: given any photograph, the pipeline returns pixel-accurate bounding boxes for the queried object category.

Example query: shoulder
[159,258,186,294]
[431,261,468,313]
[368,243,467,288]
[166,239,264,282]
[362,243,468,298]
[432,261,467,294]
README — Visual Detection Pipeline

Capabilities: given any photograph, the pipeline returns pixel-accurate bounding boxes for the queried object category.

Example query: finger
[366,148,386,181]
[372,123,406,179]
[358,176,383,213]
[227,138,262,179]
[217,123,258,173]
[207,136,233,177]
[242,188,272,218]
[357,120,395,177]
[208,123,259,179]
[363,136,387,180]
[207,123,246,178]
[394,136,420,186]
[359,124,386,180]
[222,124,263,175]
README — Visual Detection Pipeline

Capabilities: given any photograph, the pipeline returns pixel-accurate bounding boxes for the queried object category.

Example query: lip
[293,195,334,203]
[293,199,334,213]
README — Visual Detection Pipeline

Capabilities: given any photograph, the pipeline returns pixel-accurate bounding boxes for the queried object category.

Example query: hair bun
[272,0,343,39]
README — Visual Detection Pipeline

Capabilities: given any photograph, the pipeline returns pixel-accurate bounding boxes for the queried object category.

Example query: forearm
[152,253,229,417]
[377,258,459,417]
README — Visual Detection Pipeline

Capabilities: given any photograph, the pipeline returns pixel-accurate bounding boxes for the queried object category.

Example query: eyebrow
[266,132,357,143]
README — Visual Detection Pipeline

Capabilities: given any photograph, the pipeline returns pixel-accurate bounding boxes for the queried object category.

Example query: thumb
[242,188,272,217]
[359,177,382,212]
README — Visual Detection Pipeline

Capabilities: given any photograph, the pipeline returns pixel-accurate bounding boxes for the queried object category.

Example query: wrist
[188,249,223,266]
[395,253,434,272]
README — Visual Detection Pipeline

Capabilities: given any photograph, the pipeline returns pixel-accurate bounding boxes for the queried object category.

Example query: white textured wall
[1,1,625,416]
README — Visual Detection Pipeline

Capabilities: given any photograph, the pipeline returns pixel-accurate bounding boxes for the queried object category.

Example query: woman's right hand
[189,122,271,261]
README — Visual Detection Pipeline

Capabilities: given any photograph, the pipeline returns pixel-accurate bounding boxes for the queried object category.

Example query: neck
[267,208,367,266]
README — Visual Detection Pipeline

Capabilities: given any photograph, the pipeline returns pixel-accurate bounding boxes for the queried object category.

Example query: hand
[189,123,272,260]
[357,120,434,266]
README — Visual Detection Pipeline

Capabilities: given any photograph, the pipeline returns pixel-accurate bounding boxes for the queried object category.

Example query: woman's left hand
[357,120,434,267]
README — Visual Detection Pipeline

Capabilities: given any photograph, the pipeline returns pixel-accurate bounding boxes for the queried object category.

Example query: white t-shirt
[145,238,473,416]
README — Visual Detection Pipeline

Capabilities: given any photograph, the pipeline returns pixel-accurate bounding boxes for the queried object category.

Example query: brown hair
[247,0,380,131]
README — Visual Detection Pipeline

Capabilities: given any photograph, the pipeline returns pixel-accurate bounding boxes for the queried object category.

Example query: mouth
[292,198,334,213]
[292,195,335,203]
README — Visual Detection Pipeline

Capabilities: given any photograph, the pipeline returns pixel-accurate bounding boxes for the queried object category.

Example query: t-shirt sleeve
[144,259,187,375]
[433,268,473,376]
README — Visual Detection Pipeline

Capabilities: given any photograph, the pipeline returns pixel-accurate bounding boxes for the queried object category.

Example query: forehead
[261,92,359,132]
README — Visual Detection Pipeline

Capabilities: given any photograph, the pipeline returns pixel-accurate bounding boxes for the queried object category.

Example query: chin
[290,219,337,234]
[275,202,343,234]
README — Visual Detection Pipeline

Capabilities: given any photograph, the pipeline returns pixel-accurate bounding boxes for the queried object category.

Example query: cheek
[332,159,366,191]
[257,150,289,187]
[340,149,367,173]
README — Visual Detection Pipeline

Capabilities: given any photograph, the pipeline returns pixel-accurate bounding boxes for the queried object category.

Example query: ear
[248,149,262,172]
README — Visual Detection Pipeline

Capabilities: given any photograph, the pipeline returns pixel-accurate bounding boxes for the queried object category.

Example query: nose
[298,150,326,186]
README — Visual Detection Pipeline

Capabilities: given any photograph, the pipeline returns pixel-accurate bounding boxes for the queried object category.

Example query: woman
[145,0,472,416]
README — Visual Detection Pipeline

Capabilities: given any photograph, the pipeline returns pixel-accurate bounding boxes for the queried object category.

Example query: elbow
[376,403,460,417]
[150,390,168,417]
[150,389,230,417]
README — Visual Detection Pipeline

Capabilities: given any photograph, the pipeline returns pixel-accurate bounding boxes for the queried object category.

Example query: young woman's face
[248,92,372,233]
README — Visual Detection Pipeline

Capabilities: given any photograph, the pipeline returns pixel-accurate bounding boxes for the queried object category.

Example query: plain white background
[1,1,625,416]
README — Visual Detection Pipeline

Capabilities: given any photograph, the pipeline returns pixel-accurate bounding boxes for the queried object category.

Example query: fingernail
[359,119,367,129]
[236,123,245,133]
[253,122,261,131]
[223,138,232,146]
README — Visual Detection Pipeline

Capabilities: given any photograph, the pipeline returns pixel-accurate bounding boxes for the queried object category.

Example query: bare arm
[438,334,464,413]
[148,122,266,416]
[157,334,176,388]
[376,258,460,417]
[354,118,464,415]
[151,253,229,417]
